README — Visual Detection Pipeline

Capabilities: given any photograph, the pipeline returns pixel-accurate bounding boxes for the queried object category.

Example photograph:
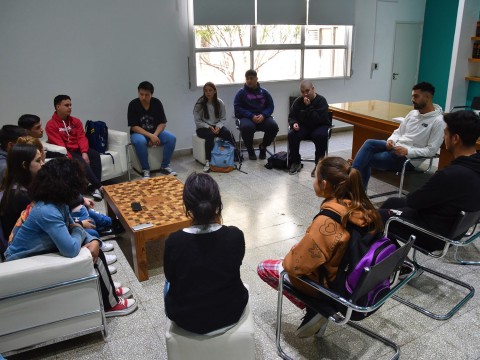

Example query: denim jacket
[5,201,97,261]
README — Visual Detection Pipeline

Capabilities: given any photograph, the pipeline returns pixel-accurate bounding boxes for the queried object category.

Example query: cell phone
[131,202,142,212]
[132,223,154,231]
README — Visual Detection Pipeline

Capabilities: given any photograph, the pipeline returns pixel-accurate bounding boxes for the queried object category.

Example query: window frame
[189,24,353,89]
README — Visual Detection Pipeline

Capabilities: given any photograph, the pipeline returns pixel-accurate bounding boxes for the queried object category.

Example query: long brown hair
[316,157,383,232]
[195,82,220,119]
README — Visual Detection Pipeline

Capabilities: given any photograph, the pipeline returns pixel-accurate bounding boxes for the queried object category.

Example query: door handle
[392,73,399,80]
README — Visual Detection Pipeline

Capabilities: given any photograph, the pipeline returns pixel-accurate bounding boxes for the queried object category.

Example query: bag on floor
[265,151,288,169]
[316,208,398,320]
[85,120,109,154]
[210,139,235,173]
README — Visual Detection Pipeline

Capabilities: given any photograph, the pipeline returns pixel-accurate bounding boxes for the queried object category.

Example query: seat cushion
[100,151,124,181]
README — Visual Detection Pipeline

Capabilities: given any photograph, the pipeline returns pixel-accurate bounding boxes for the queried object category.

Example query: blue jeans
[131,130,177,170]
[352,139,412,189]
[71,206,112,238]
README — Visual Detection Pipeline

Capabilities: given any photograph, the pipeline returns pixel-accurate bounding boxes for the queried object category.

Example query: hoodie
[283,199,378,298]
[406,152,480,236]
[234,83,274,120]
[45,112,89,158]
[388,104,444,161]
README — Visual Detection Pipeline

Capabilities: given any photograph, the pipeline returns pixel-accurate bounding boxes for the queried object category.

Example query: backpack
[316,209,398,320]
[210,139,235,173]
[85,120,109,154]
[265,151,288,169]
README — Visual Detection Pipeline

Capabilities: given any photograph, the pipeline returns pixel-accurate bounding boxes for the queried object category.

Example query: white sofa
[42,128,129,182]
[0,248,106,356]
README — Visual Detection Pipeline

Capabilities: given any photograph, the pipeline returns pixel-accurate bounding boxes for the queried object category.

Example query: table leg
[131,232,149,282]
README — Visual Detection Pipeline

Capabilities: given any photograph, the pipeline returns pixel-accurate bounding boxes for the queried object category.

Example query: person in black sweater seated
[0,143,44,241]
[379,110,480,252]
[164,172,248,334]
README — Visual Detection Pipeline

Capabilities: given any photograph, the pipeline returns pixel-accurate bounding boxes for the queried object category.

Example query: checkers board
[103,176,191,281]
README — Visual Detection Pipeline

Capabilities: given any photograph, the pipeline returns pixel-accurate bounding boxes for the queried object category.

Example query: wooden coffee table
[103,177,191,282]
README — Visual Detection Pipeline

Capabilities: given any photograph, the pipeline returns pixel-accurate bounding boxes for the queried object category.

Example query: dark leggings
[196,127,235,161]
[71,149,102,189]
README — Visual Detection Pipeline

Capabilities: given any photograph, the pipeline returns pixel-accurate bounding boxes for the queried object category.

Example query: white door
[389,22,423,105]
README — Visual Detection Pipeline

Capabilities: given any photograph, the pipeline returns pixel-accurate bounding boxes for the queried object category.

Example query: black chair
[276,235,416,360]
[384,210,480,320]
[369,154,439,199]
[234,117,276,158]
[286,111,334,168]
[450,96,480,112]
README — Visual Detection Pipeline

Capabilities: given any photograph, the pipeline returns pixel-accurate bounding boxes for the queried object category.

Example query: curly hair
[183,172,223,225]
[29,157,87,205]
[316,157,383,233]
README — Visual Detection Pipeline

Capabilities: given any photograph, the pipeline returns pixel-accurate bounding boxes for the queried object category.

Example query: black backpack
[316,209,398,320]
[85,120,108,154]
[265,151,288,169]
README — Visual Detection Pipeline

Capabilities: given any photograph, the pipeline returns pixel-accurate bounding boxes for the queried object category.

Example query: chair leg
[392,253,475,320]
[276,272,400,360]
[347,321,400,360]
[453,245,480,265]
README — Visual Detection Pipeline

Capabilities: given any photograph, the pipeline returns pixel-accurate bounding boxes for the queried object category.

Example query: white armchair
[42,129,129,182]
[0,248,106,356]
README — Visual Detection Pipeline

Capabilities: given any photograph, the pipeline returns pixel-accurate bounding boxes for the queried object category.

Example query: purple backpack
[315,209,398,320]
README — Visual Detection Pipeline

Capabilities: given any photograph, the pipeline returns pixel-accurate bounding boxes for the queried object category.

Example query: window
[193,24,352,87]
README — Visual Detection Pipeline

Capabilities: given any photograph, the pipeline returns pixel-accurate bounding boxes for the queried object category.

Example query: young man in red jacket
[45,95,103,200]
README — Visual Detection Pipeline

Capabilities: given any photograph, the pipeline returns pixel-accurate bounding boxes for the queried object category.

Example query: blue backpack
[85,120,108,154]
[210,139,235,172]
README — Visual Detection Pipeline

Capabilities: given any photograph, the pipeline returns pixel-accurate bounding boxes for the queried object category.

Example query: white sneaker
[108,265,117,274]
[105,254,117,265]
[113,281,121,289]
[101,242,114,252]
[159,167,177,176]
[143,170,151,178]
[203,160,210,173]
[92,188,103,201]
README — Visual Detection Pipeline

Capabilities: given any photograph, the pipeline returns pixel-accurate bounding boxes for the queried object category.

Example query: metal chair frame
[276,235,416,360]
[234,117,276,158]
[286,111,334,168]
[369,154,439,199]
[385,213,480,320]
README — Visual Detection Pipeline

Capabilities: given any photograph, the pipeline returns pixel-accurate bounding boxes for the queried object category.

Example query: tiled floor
[7,130,480,359]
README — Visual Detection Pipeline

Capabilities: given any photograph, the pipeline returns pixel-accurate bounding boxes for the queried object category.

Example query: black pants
[95,249,119,309]
[379,197,444,252]
[288,125,330,164]
[71,149,102,189]
[238,116,279,150]
[196,127,235,161]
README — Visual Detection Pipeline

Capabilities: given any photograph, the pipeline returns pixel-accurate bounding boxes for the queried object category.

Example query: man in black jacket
[288,80,330,177]
[379,110,480,251]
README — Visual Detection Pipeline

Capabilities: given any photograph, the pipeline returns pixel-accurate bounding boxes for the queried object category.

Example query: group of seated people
[1,74,480,346]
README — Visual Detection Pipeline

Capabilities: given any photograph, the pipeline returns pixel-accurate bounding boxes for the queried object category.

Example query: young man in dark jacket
[380,110,480,251]
[234,69,279,160]
[288,80,330,177]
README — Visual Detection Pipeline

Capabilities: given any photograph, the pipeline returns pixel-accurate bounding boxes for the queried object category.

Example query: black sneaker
[259,146,267,160]
[295,307,328,338]
[311,168,316,178]
[247,148,257,160]
[289,162,302,175]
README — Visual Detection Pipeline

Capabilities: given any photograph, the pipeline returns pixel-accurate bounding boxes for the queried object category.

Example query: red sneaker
[115,286,132,298]
[105,298,137,317]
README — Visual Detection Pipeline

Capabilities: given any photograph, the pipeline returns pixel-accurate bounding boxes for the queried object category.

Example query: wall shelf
[465,76,480,82]
[471,36,480,40]
[469,58,480,62]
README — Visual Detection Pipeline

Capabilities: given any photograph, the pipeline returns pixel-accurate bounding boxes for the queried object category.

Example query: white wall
[446,0,480,111]
[0,0,425,151]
